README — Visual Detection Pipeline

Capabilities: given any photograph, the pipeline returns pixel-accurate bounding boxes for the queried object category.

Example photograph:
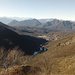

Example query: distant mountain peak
[8,19,41,27]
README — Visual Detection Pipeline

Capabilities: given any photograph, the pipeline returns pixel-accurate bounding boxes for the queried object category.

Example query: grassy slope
[29,33,75,75]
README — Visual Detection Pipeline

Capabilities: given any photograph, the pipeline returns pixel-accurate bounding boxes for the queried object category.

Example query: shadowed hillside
[0,22,47,55]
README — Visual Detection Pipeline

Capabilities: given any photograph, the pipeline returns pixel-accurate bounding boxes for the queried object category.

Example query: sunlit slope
[29,34,75,75]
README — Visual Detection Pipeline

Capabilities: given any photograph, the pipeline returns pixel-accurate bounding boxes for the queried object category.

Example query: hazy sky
[0,0,75,20]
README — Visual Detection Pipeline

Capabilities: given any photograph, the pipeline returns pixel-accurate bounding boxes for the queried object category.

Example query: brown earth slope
[29,33,75,75]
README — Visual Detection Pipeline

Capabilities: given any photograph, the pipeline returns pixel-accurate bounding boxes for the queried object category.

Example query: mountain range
[8,19,75,31]
[8,19,41,27]
[0,17,54,24]
[41,19,74,31]
[1,17,75,32]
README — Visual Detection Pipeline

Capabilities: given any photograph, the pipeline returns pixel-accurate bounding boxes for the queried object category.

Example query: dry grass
[0,48,42,75]
[1,34,75,75]
[29,34,75,75]
[0,65,41,75]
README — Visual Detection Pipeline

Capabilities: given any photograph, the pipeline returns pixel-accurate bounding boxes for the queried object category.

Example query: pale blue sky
[0,0,75,20]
